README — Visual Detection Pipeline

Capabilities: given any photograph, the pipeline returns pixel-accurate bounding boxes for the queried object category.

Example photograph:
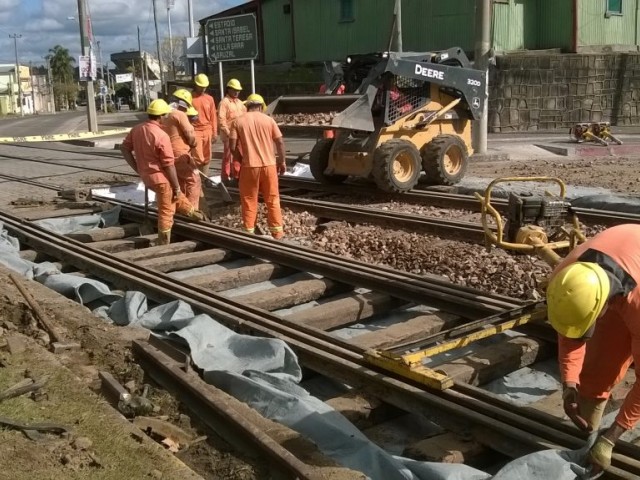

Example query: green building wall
[289,0,394,63]
[577,0,640,48]
[257,0,640,64]
[261,0,294,63]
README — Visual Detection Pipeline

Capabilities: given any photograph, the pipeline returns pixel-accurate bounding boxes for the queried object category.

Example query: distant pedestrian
[229,93,285,239]
[218,78,246,185]
[191,74,218,177]
[162,88,200,208]
[121,99,205,245]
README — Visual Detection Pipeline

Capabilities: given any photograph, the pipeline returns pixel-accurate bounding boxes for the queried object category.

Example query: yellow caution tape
[0,127,131,144]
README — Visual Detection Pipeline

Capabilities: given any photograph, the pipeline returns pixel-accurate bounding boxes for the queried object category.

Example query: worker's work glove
[588,435,615,473]
[277,161,286,175]
[563,385,590,431]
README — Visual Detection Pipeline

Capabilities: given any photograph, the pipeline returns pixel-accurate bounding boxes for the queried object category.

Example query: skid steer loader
[267,48,487,193]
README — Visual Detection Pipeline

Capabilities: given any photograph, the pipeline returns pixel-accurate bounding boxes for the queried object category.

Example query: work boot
[157,229,171,246]
[188,208,208,221]
[579,395,608,431]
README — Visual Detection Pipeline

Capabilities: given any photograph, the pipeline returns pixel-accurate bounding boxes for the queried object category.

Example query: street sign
[206,13,258,62]
[100,85,108,95]
[115,73,133,83]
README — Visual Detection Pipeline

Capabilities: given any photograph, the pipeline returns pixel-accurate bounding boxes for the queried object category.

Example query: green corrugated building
[200,0,640,65]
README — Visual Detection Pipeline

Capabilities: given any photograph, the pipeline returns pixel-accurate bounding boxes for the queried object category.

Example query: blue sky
[0,0,244,66]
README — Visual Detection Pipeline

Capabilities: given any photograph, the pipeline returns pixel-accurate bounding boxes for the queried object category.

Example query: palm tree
[47,45,75,110]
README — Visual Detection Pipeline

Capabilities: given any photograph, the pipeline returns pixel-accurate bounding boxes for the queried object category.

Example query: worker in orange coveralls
[121,99,205,245]
[546,224,640,473]
[218,78,246,185]
[319,82,345,140]
[229,93,285,240]
[162,88,201,208]
[191,73,217,177]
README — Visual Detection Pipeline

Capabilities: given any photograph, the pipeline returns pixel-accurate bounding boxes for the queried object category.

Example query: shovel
[197,170,234,204]
[140,186,155,235]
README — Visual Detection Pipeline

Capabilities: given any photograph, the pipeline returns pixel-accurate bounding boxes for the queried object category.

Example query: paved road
[0,110,89,137]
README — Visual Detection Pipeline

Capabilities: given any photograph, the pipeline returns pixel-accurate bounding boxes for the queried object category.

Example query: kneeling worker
[229,93,286,239]
[546,224,640,473]
[121,99,205,245]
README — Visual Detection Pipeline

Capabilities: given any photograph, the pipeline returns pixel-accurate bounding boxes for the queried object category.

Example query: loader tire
[309,139,347,184]
[372,139,422,193]
[421,135,469,185]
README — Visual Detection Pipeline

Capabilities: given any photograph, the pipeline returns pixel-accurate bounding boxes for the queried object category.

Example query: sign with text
[206,13,258,62]
[115,73,133,83]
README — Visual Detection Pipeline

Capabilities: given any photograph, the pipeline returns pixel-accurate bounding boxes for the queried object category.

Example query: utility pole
[29,61,36,114]
[10,34,23,116]
[187,0,194,77]
[137,25,146,110]
[97,40,107,113]
[152,0,165,95]
[473,0,491,154]
[167,0,175,80]
[44,56,55,114]
[77,0,98,131]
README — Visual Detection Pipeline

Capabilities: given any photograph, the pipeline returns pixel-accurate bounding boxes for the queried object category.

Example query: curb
[0,128,131,144]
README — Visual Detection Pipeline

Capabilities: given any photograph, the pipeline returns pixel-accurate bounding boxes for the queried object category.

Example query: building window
[606,0,623,15]
[339,0,355,22]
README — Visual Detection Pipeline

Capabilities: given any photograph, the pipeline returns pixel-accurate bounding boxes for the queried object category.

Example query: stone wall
[489,53,640,132]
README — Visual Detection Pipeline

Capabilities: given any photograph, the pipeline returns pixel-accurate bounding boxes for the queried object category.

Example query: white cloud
[0,0,242,66]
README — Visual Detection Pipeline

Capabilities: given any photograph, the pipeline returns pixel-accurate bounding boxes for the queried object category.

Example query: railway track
[2,200,640,478]
[0,145,637,233]
[278,176,640,227]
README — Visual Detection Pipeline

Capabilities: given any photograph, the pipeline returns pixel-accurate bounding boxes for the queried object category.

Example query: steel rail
[133,341,319,479]
[1,211,638,477]
[0,172,521,315]
[109,198,521,317]
[278,177,640,226]
[275,193,490,241]
[0,153,135,177]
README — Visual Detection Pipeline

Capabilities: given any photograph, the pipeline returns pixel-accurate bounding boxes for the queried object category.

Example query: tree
[47,45,75,110]
[160,36,185,78]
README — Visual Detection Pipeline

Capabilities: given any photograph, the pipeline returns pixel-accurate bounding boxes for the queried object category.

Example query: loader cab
[371,72,431,126]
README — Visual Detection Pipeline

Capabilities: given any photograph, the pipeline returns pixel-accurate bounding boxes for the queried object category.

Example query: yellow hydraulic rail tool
[363,177,588,392]
[570,122,623,147]
[474,176,587,268]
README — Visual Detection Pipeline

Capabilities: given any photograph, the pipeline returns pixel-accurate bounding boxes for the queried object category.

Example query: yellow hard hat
[194,73,209,88]
[173,88,193,106]
[227,78,242,91]
[186,106,198,117]
[546,262,611,338]
[147,99,171,116]
[244,93,266,111]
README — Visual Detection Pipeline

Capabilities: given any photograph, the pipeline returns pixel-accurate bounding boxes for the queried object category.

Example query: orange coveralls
[218,95,246,182]
[319,83,345,140]
[162,109,200,207]
[121,120,195,233]
[191,92,217,176]
[230,111,284,239]
[554,224,640,430]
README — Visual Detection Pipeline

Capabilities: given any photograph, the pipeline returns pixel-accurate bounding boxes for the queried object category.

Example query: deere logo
[414,64,445,81]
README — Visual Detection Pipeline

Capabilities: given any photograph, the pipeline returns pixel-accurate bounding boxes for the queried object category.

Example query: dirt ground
[0,266,266,480]
[468,156,640,194]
